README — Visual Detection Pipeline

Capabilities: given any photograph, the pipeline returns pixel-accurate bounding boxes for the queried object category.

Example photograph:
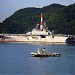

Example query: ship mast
[40,13,43,31]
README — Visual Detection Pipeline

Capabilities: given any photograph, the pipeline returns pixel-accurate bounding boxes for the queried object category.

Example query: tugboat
[31,48,61,57]
[65,35,75,44]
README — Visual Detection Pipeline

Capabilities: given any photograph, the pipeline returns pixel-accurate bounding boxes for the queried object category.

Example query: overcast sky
[0,0,74,22]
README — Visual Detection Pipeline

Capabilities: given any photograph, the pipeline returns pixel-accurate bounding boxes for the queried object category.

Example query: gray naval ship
[0,13,69,43]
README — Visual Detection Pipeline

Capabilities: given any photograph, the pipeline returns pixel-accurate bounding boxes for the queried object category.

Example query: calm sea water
[0,43,75,75]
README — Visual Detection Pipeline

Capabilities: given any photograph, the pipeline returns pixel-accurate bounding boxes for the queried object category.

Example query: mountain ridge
[0,3,75,34]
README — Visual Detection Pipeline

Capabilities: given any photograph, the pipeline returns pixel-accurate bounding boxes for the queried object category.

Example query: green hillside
[0,3,75,34]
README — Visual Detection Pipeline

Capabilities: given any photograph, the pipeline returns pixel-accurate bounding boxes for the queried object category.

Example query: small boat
[31,48,61,57]
[65,36,75,44]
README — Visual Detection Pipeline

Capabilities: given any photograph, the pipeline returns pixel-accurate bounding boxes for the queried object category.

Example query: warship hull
[0,34,68,43]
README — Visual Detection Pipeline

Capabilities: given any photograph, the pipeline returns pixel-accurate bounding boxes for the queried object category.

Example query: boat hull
[0,34,68,43]
[31,54,60,57]
[31,53,61,57]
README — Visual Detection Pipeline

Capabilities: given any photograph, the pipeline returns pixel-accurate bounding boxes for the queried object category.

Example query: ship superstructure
[0,13,68,43]
[26,13,51,36]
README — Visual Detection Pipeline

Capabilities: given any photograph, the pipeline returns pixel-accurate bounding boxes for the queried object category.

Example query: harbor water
[0,43,75,75]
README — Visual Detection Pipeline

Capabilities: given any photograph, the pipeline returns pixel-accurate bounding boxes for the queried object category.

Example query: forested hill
[0,3,75,34]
